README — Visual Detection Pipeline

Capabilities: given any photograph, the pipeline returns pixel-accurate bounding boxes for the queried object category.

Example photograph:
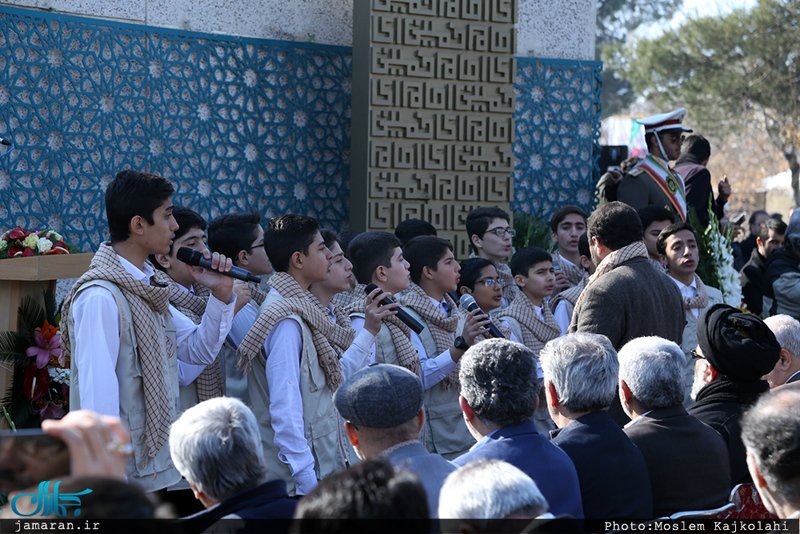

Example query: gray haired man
[741,389,800,518]
[618,336,730,517]
[333,363,456,516]
[540,333,652,518]
[170,397,296,531]
[764,315,800,388]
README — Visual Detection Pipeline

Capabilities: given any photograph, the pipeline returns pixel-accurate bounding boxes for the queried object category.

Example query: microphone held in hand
[364,283,425,334]
[176,247,262,283]
[458,294,505,339]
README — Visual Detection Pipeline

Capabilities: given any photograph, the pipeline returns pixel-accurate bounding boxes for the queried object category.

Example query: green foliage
[687,206,721,291]
[513,211,554,252]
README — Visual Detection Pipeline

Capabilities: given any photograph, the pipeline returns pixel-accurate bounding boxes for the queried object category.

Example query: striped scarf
[575,241,649,309]
[498,294,560,355]
[238,272,354,391]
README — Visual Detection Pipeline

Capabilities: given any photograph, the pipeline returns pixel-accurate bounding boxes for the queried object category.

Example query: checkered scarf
[553,250,587,287]
[151,270,224,402]
[398,282,459,388]
[456,307,511,343]
[249,281,268,307]
[549,276,587,312]
[575,241,649,309]
[498,294,560,355]
[332,284,362,312]
[62,243,172,459]
[237,272,354,391]
[683,274,710,310]
[347,284,420,376]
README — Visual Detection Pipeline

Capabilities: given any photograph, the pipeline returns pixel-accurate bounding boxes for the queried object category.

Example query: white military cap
[636,108,693,134]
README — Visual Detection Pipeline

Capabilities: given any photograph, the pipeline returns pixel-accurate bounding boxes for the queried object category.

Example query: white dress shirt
[407,296,458,391]
[228,300,260,348]
[261,288,374,496]
[71,255,236,418]
[172,282,208,387]
[553,300,571,336]
[671,276,700,319]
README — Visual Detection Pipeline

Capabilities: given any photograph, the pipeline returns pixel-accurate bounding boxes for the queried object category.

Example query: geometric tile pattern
[512,57,602,220]
[0,5,352,251]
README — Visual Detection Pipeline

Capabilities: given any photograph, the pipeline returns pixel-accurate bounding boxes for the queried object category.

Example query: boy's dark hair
[149,205,207,272]
[337,231,361,257]
[509,246,552,277]
[207,212,262,266]
[293,458,428,529]
[682,134,711,162]
[320,228,340,250]
[457,257,494,292]
[347,231,402,285]
[759,218,788,242]
[578,232,590,259]
[587,202,643,251]
[638,205,676,231]
[402,236,453,284]
[395,219,437,245]
[465,207,510,254]
[106,170,175,243]
[656,222,696,256]
[264,214,320,273]
[549,206,588,233]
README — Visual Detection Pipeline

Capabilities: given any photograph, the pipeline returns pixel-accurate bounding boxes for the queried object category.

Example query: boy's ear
[550,230,558,243]
[658,253,667,266]
[154,253,171,270]
[422,265,435,281]
[470,234,482,250]
[290,250,304,271]
[375,265,388,284]
[579,255,592,271]
[459,286,471,296]
[514,273,526,288]
[129,215,147,237]
[237,249,249,267]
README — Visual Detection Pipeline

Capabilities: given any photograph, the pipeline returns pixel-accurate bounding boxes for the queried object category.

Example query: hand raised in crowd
[718,175,732,204]
[232,279,253,315]
[41,410,131,481]
[458,307,492,350]
[187,250,234,302]
[551,270,571,297]
[363,286,400,336]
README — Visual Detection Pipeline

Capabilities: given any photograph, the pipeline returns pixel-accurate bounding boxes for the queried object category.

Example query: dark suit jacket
[385,441,456,518]
[180,479,297,533]
[551,411,653,519]
[673,154,725,228]
[569,257,685,350]
[452,421,583,518]
[624,405,731,517]
[740,248,767,316]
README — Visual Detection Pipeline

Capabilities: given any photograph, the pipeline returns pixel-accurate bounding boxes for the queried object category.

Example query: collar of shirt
[533,303,545,321]
[671,275,697,299]
[559,254,578,269]
[624,410,653,429]
[787,369,800,384]
[327,302,337,323]
[427,295,450,316]
[118,254,155,284]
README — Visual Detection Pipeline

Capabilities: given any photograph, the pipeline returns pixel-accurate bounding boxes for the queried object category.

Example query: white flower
[37,237,53,253]
[47,231,62,242]
[0,239,6,251]
[23,234,38,248]
[47,367,70,383]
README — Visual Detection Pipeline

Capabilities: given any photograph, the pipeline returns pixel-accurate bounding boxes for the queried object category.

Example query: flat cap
[333,364,423,428]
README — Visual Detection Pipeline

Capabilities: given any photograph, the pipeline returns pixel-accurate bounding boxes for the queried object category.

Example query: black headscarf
[697,303,781,382]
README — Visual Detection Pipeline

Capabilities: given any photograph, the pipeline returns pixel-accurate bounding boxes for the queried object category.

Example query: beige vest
[349,312,401,367]
[68,280,181,492]
[247,292,349,496]
[403,307,475,460]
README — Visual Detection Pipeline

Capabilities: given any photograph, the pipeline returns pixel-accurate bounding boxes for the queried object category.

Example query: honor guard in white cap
[617,108,693,221]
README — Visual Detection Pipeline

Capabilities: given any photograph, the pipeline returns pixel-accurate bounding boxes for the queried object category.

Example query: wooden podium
[0,253,93,427]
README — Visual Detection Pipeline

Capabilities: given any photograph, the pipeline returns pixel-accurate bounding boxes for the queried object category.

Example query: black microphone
[459,294,505,339]
[0,137,11,146]
[364,283,425,334]
[176,247,262,283]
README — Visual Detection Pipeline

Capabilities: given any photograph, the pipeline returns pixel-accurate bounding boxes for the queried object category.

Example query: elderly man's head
[333,364,425,459]
[459,339,538,438]
[617,337,685,418]
[539,333,618,428]
[763,315,800,388]
[169,397,266,507]
[741,390,800,517]
[692,304,781,400]
[438,459,549,530]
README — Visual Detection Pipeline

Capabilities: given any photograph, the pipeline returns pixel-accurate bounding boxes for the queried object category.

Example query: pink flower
[38,402,66,422]
[25,331,62,368]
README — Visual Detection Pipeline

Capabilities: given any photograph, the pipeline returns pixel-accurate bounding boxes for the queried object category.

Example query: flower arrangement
[0,290,68,428]
[0,226,77,259]
[688,203,744,308]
